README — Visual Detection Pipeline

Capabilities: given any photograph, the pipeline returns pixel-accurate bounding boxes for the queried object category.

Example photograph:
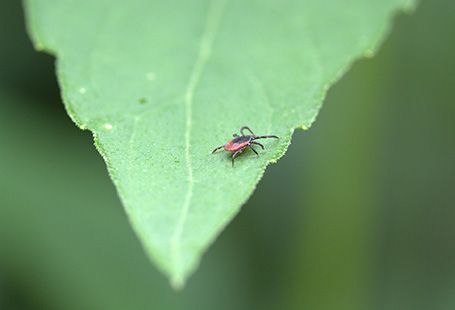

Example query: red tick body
[223,135,252,152]
[211,126,279,167]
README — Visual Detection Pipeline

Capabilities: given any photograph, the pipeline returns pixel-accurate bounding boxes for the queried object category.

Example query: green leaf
[23,0,416,287]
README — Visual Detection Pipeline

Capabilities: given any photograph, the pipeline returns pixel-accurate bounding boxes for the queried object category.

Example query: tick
[211,126,280,167]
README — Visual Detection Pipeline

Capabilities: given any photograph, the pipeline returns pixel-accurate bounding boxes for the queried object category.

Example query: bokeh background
[1,1,454,309]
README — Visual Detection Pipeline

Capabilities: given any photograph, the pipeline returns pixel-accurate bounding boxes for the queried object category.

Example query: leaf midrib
[169,0,228,288]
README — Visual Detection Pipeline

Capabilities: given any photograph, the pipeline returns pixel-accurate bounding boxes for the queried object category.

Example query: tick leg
[240,126,256,137]
[253,135,280,140]
[233,134,239,138]
[232,145,247,167]
[248,144,259,155]
[251,141,264,149]
[211,145,225,154]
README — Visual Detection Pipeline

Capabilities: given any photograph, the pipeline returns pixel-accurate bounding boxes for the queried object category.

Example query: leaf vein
[170,0,228,287]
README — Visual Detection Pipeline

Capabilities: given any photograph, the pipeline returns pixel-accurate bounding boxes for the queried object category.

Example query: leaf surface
[24,0,415,287]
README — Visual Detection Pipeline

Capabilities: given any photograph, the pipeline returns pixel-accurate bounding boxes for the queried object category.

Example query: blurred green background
[1,1,454,309]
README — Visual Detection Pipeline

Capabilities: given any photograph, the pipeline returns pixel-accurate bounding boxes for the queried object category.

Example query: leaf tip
[170,276,186,291]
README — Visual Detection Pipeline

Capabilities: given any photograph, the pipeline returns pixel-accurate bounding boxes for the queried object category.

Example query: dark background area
[1,1,454,309]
